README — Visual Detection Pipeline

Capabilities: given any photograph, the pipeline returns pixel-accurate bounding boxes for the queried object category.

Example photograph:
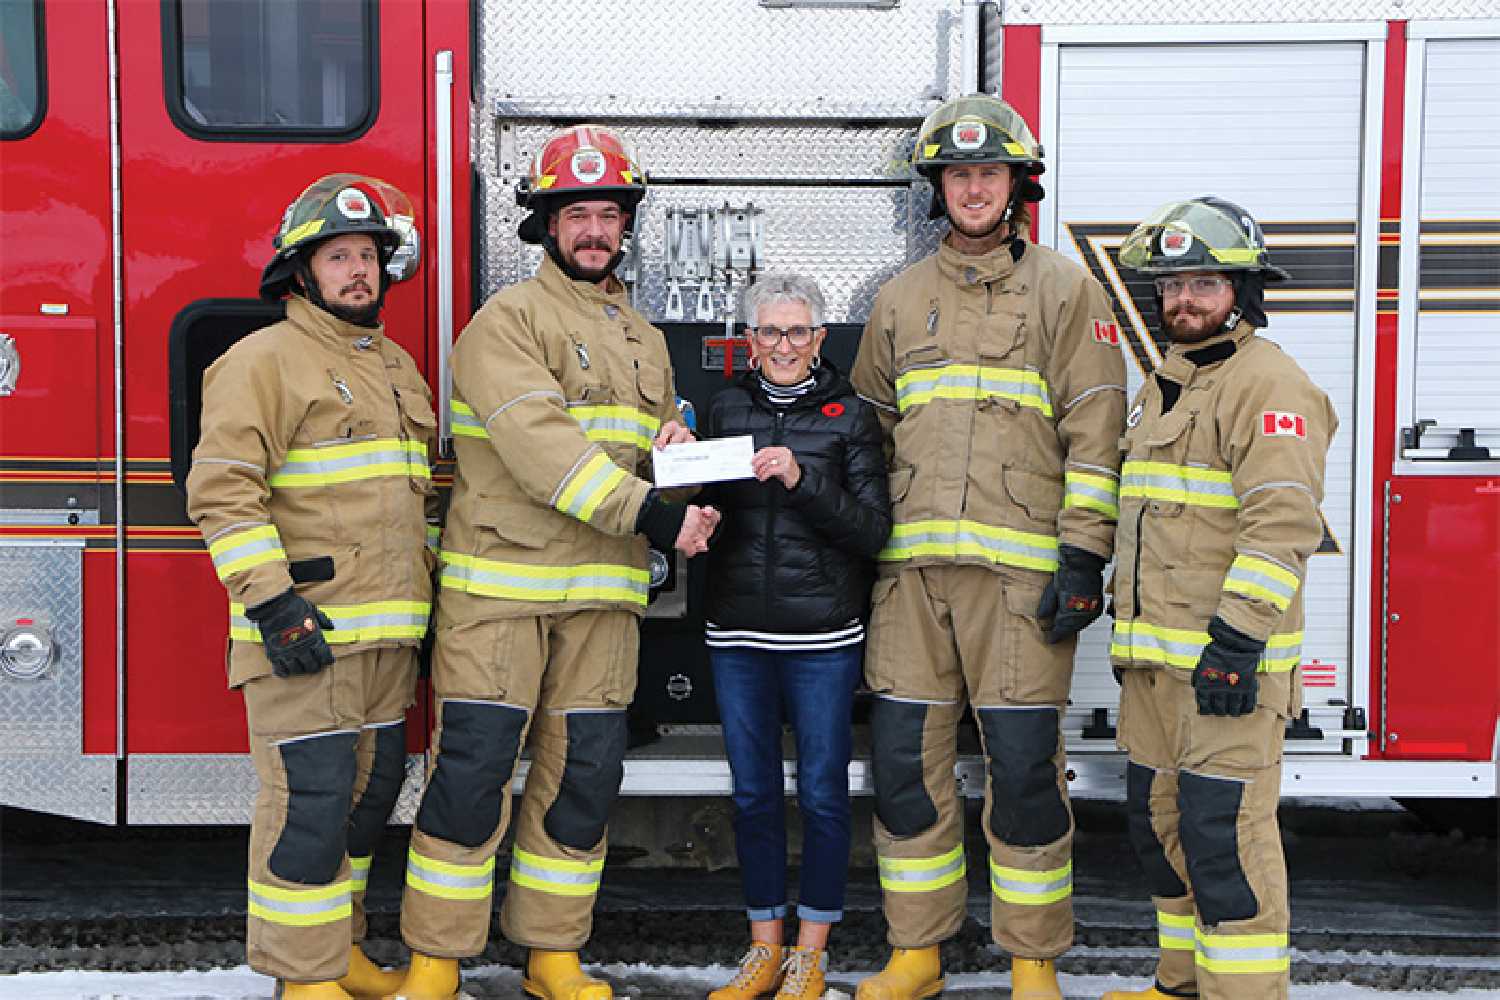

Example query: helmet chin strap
[293,254,387,328]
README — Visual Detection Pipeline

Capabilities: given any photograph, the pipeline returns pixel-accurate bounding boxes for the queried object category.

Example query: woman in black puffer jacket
[701,273,890,1000]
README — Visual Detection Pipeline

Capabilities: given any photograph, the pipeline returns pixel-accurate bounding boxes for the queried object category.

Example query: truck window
[163,0,376,140]
[0,0,44,140]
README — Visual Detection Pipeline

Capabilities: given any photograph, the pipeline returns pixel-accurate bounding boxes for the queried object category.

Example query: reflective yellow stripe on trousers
[440,553,649,607]
[895,364,1053,417]
[876,844,966,893]
[247,877,352,928]
[229,600,431,643]
[879,519,1059,573]
[1195,928,1291,975]
[509,846,604,897]
[1158,910,1195,951]
[405,848,495,901]
[350,855,372,894]
[988,857,1072,906]
[208,524,286,581]
[1110,621,1303,672]
[268,438,430,487]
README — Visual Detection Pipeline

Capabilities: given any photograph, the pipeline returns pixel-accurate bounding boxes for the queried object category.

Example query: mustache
[571,237,614,252]
[340,281,373,295]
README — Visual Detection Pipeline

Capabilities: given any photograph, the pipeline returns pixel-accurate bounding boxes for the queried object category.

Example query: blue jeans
[710,643,863,923]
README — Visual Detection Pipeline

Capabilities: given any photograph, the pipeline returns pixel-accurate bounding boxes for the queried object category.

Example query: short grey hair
[740,271,827,328]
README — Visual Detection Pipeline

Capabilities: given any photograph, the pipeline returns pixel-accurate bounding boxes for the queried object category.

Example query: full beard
[325,299,382,328]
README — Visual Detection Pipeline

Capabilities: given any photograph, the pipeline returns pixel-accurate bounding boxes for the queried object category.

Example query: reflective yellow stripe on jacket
[1121,460,1238,509]
[439,553,649,607]
[1111,621,1302,672]
[451,399,661,453]
[989,857,1072,906]
[879,519,1059,573]
[229,600,431,643]
[405,847,495,901]
[568,403,661,452]
[876,844,966,893]
[1223,553,1300,612]
[553,451,628,524]
[246,877,351,928]
[1064,469,1120,519]
[268,438,430,487]
[1194,928,1291,975]
[207,524,286,581]
[509,846,604,898]
[895,364,1053,417]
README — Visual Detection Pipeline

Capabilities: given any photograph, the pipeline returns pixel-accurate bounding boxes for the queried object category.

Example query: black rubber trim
[870,698,939,838]
[978,706,1070,848]
[1125,761,1189,899]
[346,723,406,858]
[543,711,627,851]
[416,700,527,849]
[0,0,46,142]
[269,731,359,884]
[1179,770,1260,926]
[289,557,336,584]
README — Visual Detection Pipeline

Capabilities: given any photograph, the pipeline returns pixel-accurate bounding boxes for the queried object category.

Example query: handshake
[674,504,720,556]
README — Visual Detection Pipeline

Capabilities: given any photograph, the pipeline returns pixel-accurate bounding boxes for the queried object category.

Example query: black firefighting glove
[245,588,335,679]
[1192,616,1264,717]
[1038,544,1107,643]
[634,489,689,552]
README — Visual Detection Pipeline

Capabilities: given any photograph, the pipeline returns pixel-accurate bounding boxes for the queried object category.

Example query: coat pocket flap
[472,498,566,549]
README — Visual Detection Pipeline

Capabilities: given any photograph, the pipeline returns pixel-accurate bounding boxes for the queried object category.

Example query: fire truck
[1,0,1495,833]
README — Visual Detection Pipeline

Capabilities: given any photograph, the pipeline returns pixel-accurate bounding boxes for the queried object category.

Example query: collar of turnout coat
[935,233,1027,286]
[284,294,389,352]
[534,252,632,313]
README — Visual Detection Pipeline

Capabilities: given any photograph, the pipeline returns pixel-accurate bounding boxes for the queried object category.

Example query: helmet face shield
[1119,198,1288,281]
[261,174,421,300]
[912,95,1044,176]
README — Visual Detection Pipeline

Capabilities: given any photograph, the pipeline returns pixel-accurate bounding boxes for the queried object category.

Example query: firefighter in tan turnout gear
[186,175,436,1000]
[851,96,1127,1000]
[390,126,715,1000]
[1103,197,1336,1000]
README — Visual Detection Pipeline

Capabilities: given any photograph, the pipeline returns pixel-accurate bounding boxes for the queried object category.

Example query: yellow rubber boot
[1010,958,1062,1000]
[278,983,355,999]
[338,946,406,999]
[383,952,460,1000]
[710,942,784,1000]
[1100,985,1188,999]
[854,946,943,1000]
[522,949,613,1000]
[775,945,827,1000]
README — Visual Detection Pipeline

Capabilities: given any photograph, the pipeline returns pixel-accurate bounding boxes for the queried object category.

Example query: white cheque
[653,435,756,488]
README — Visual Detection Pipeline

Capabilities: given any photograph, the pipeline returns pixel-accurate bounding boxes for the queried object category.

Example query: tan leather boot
[522,949,612,1000]
[854,946,943,1000]
[383,952,460,1000]
[1101,985,1194,999]
[710,942,784,1000]
[337,946,405,998]
[774,945,827,1000]
[1010,958,1062,1000]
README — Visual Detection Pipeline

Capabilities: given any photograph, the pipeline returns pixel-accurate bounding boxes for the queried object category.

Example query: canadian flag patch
[1262,411,1307,438]
[1092,320,1120,345]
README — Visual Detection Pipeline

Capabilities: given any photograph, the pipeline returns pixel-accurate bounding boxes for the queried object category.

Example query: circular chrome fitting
[1,623,55,680]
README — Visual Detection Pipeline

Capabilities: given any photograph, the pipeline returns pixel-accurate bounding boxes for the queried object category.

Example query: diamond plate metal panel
[1006,0,1493,22]
[479,184,946,324]
[0,543,84,754]
[503,122,920,184]
[127,753,430,825]
[1,754,116,823]
[476,0,963,113]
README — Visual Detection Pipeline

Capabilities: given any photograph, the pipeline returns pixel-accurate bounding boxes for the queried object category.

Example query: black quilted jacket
[701,362,892,632]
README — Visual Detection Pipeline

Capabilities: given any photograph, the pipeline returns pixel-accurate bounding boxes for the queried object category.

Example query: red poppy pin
[821,402,845,418]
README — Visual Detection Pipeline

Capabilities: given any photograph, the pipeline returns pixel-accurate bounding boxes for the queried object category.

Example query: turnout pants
[1117,667,1291,1000]
[864,565,1077,960]
[241,646,418,983]
[401,609,638,957]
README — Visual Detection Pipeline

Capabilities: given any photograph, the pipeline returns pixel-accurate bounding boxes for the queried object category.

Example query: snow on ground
[5,962,1499,1000]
